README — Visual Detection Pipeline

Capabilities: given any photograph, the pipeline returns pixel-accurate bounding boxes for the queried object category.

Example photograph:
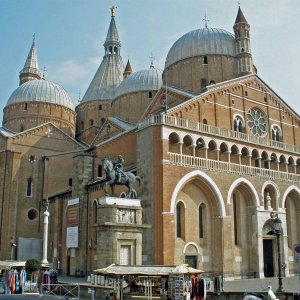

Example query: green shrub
[25,259,41,273]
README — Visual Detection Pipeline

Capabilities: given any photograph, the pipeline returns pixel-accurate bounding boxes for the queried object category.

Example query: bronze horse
[101,158,141,199]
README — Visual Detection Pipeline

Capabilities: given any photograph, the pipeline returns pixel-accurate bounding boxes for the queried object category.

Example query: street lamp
[272,215,284,292]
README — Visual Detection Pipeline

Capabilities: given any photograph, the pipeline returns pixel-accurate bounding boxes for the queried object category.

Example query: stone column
[42,207,50,263]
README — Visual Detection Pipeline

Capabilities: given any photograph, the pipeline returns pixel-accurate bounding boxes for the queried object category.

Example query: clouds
[49,59,89,85]
[47,56,101,101]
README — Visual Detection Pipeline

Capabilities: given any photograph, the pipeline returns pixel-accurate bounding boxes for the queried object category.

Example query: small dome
[6,79,74,110]
[115,67,163,98]
[165,28,236,68]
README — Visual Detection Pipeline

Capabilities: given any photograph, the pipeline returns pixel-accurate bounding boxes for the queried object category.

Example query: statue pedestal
[95,196,148,268]
[99,196,141,207]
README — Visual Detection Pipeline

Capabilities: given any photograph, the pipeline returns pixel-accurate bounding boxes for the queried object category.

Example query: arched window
[93,201,97,224]
[199,204,205,239]
[114,47,118,54]
[26,178,32,197]
[272,125,282,142]
[20,125,24,132]
[176,202,185,239]
[99,105,102,111]
[201,79,207,91]
[68,178,73,187]
[233,193,238,245]
[233,115,244,133]
[203,119,208,124]
[203,56,208,65]
[24,103,28,111]
[98,165,102,177]
[149,91,153,98]
[109,46,112,54]
[89,119,94,126]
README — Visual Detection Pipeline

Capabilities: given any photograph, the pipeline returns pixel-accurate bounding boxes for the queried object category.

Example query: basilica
[0,6,299,280]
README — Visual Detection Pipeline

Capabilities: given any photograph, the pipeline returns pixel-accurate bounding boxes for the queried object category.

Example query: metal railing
[138,115,300,154]
[41,283,80,299]
[167,152,300,182]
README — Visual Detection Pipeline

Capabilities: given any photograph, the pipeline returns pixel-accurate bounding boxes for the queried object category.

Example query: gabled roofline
[91,117,135,145]
[11,122,86,149]
[140,84,195,121]
[167,74,300,120]
[94,127,136,148]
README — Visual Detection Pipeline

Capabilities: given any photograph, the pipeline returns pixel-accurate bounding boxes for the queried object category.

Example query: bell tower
[233,7,253,76]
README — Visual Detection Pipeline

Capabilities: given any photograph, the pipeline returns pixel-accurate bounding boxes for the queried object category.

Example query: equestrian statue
[101,155,142,199]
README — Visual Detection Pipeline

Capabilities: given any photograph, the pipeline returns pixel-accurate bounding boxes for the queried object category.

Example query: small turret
[123,59,132,78]
[233,7,253,76]
[19,36,41,85]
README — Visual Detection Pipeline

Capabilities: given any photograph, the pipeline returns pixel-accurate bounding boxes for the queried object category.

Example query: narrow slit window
[26,178,32,197]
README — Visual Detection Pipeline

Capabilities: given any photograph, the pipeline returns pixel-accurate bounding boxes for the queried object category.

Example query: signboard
[67,198,79,226]
[67,226,78,248]
[66,198,79,248]
[294,244,300,262]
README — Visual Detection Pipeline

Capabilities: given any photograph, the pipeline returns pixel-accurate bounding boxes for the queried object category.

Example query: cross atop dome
[203,13,210,28]
[149,52,155,68]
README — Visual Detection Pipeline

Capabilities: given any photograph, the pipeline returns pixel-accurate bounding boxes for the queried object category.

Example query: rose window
[247,108,268,137]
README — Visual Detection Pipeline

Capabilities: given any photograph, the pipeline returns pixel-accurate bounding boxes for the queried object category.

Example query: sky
[0,0,300,123]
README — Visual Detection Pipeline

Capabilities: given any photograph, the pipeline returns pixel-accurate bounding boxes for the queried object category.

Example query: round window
[247,108,268,137]
[28,209,38,220]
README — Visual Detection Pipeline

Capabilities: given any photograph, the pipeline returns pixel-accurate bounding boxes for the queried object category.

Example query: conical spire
[19,36,41,85]
[82,6,124,102]
[235,6,248,24]
[123,59,132,78]
[104,6,121,53]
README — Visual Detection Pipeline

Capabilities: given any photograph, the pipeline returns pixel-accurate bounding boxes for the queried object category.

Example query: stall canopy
[0,260,51,271]
[0,260,27,270]
[94,264,204,276]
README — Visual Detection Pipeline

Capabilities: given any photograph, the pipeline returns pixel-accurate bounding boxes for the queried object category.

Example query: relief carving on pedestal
[117,209,135,224]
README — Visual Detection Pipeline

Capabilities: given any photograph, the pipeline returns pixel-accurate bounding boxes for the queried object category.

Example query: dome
[6,79,74,110]
[115,67,163,98]
[165,28,236,68]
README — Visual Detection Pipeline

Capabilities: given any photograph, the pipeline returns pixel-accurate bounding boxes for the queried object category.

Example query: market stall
[0,260,52,294]
[93,264,205,300]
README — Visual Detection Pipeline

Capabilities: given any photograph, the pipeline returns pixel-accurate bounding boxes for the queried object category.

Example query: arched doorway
[262,218,284,278]
[184,243,199,268]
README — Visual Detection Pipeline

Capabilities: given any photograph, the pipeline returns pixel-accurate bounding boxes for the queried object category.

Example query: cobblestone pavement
[224,275,300,293]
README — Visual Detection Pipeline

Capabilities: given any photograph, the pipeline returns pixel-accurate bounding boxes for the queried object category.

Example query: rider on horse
[113,155,126,183]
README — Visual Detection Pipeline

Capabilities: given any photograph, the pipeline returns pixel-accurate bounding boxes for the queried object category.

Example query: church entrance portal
[263,239,274,277]
[185,255,197,269]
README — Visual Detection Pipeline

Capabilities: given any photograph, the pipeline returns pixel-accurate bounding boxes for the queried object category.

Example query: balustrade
[167,152,299,182]
[138,115,300,153]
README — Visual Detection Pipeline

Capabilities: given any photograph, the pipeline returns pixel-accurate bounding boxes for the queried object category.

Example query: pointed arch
[169,170,225,217]
[282,185,300,209]
[227,177,260,207]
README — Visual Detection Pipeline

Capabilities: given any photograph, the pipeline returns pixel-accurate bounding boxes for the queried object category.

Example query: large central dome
[165,28,236,68]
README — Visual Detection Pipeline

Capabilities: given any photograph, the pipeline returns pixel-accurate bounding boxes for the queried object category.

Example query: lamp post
[273,215,284,292]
